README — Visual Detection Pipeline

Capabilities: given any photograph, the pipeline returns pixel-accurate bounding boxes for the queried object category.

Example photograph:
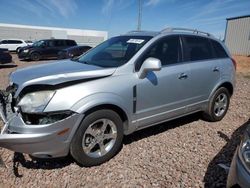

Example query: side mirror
[138,57,162,79]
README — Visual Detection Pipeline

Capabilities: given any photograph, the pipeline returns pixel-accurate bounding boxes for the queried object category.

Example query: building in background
[225,15,250,56]
[0,23,108,47]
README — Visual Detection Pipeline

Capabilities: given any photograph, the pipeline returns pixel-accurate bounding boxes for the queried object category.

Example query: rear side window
[1,40,8,44]
[211,40,228,58]
[54,40,66,47]
[66,40,77,46]
[46,40,55,47]
[182,36,213,61]
[8,40,23,44]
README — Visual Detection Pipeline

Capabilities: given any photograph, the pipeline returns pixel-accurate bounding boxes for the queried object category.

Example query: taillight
[231,58,237,70]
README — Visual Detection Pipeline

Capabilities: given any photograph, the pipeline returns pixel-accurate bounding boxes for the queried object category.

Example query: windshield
[76,36,152,68]
[32,40,45,47]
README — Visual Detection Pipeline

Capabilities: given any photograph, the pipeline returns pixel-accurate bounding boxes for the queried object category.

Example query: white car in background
[0,39,33,52]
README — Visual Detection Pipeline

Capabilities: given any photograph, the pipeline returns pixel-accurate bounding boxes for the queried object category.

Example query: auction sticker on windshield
[127,39,145,44]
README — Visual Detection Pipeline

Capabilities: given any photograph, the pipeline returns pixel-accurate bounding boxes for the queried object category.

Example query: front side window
[135,36,181,71]
[33,40,46,47]
[183,36,213,61]
[13,40,23,44]
[76,36,152,68]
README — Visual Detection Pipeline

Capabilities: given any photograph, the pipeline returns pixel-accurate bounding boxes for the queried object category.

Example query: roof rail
[161,27,213,37]
[127,30,151,34]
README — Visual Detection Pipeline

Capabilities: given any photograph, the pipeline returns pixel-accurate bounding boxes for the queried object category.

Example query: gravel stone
[0,55,249,187]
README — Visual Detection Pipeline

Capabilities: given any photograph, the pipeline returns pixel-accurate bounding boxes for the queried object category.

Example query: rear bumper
[227,147,250,188]
[0,112,84,158]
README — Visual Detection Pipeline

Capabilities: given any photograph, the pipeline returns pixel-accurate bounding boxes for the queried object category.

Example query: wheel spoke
[103,132,117,140]
[85,127,97,137]
[100,119,109,133]
[98,142,106,156]
[83,141,96,153]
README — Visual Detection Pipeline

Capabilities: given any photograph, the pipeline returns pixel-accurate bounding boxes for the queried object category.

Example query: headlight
[68,53,74,57]
[23,49,29,53]
[18,90,55,113]
[240,130,250,168]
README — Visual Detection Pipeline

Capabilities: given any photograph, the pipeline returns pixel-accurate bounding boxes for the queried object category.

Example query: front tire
[203,87,230,122]
[30,52,41,61]
[70,109,123,167]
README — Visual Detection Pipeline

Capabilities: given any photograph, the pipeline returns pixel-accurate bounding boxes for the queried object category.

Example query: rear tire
[16,47,21,53]
[30,52,41,61]
[202,87,230,122]
[70,109,123,167]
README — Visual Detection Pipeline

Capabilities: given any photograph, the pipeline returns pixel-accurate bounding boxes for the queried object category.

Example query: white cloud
[102,0,115,14]
[101,0,134,15]
[145,0,161,6]
[12,0,78,19]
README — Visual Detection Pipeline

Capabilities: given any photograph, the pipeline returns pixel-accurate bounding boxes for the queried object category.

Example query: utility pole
[137,0,142,31]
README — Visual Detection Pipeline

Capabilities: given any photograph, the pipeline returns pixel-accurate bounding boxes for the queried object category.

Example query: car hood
[10,60,116,97]
[20,45,33,50]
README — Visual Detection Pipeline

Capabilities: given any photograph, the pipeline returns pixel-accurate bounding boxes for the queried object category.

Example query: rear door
[181,35,221,111]
[53,40,67,57]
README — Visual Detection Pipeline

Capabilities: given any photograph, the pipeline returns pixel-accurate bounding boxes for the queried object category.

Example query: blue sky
[0,0,249,39]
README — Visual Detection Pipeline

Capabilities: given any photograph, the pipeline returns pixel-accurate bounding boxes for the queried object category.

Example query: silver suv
[0,28,236,166]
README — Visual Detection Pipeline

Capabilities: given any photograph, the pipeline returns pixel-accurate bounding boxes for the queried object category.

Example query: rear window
[183,36,213,61]
[211,40,228,58]
[66,40,77,46]
[1,40,8,44]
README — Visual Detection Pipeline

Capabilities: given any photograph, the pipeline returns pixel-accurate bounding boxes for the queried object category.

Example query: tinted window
[66,40,77,46]
[54,40,65,47]
[211,40,228,58]
[136,36,180,71]
[183,36,213,61]
[8,40,23,44]
[46,40,55,47]
[1,40,8,44]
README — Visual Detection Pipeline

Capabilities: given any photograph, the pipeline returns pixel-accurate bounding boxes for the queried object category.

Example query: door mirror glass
[138,57,162,79]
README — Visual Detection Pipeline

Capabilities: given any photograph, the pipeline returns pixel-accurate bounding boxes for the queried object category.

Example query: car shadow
[12,113,202,177]
[12,153,74,178]
[123,112,201,145]
[0,63,17,68]
[203,119,250,187]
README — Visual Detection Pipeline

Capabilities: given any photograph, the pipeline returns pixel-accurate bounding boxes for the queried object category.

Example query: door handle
[213,67,220,72]
[178,73,188,79]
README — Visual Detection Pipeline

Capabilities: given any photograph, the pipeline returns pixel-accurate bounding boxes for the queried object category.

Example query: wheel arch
[209,81,234,100]
[71,93,132,134]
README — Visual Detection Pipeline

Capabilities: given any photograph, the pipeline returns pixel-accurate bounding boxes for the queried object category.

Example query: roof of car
[123,28,214,39]
[41,39,75,41]
[0,39,25,41]
[123,31,160,37]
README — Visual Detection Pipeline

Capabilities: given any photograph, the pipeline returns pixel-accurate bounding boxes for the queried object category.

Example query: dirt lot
[0,55,250,187]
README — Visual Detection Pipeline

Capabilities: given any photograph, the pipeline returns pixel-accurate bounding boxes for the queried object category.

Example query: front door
[135,36,191,128]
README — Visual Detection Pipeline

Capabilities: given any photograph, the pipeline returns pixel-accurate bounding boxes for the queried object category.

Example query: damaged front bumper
[0,91,84,159]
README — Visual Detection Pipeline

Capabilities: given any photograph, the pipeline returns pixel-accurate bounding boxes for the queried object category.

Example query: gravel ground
[0,55,249,187]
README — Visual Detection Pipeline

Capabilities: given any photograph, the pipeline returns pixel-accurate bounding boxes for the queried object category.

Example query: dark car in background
[0,48,12,64]
[57,45,92,59]
[18,39,77,61]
